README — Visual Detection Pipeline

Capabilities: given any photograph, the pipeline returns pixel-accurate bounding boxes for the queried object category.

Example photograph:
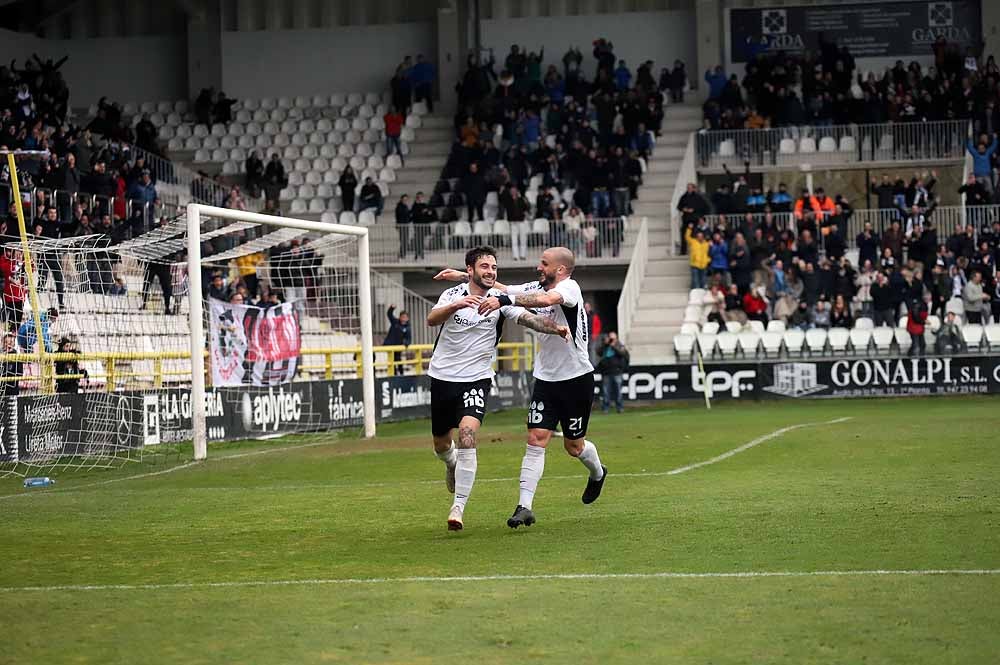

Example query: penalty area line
[1,568,997,594]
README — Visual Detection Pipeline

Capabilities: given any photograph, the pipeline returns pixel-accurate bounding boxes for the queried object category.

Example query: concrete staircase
[382,113,453,217]
[624,103,703,364]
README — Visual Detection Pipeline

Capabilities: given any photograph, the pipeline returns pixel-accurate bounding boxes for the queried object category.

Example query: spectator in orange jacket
[793,189,820,220]
[813,187,835,219]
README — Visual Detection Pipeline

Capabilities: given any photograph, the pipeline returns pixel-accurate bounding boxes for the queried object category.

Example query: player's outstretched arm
[517,311,570,341]
[427,294,483,326]
[433,268,510,292]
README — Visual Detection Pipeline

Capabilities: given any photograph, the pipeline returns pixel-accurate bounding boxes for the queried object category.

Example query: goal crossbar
[185,203,376,461]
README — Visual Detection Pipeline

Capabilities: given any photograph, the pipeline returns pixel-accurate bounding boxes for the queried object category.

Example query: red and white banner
[209,300,301,386]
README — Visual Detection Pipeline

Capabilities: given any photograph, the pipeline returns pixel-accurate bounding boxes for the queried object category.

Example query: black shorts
[430,377,492,436]
[527,372,595,439]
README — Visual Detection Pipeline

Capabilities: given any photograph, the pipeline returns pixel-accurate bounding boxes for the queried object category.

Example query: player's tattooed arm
[517,312,570,340]
[508,290,564,308]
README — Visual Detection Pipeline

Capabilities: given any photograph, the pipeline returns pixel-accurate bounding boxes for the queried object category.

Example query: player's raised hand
[456,294,484,310]
[477,296,502,315]
[433,268,466,282]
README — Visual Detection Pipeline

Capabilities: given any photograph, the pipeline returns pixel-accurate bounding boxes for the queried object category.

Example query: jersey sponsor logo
[453,313,494,327]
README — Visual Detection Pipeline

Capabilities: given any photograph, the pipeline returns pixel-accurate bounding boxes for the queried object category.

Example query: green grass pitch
[1,396,998,664]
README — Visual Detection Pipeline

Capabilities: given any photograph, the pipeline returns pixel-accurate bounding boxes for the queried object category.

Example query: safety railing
[674,205,1000,255]
[669,133,697,256]
[369,271,438,346]
[696,120,969,170]
[365,217,636,266]
[0,343,535,393]
[0,182,182,237]
[845,205,1000,247]
[131,144,263,212]
[616,217,648,348]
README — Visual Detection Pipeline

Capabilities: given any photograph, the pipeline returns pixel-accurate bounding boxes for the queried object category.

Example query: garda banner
[612,356,1000,402]
[729,1,982,63]
[209,300,301,386]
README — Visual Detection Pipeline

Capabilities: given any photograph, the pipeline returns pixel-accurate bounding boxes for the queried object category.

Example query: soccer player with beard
[434,246,606,529]
[427,246,569,531]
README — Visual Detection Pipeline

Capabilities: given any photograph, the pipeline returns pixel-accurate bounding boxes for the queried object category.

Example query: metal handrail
[669,133,697,256]
[616,217,648,346]
[696,119,970,169]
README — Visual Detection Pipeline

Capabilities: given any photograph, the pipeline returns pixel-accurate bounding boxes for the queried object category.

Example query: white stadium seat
[779,138,796,154]
[737,331,760,357]
[818,137,837,152]
[673,334,696,359]
[724,321,742,334]
[700,322,719,335]
[849,328,872,354]
[760,331,783,357]
[962,324,984,351]
[827,328,850,354]
[894,328,911,354]
[680,323,700,336]
[783,329,805,356]
[716,332,739,358]
[805,328,827,355]
[871,327,894,354]
[985,324,1000,351]
[696,333,717,358]
[799,137,817,153]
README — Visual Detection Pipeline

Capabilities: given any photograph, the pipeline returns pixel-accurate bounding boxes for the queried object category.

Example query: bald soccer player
[435,247,607,528]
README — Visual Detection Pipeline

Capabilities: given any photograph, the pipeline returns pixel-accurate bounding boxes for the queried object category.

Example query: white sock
[435,441,456,467]
[578,440,605,480]
[452,448,477,510]
[518,444,546,509]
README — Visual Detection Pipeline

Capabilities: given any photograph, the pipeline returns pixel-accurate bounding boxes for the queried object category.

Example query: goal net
[0,198,376,477]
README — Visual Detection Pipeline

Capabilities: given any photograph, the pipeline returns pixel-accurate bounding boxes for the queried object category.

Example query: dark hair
[465,245,496,267]
[47,307,59,318]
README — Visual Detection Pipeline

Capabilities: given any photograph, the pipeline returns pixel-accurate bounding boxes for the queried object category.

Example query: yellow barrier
[0,343,535,391]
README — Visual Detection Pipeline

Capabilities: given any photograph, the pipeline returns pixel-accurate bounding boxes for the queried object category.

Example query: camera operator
[596,331,629,414]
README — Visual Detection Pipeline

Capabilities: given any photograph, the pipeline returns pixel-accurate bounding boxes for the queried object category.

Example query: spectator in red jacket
[0,249,25,331]
[384,108,405,165]
[742,285,769,323]
[586,301,601,363]
[906,295,929,356]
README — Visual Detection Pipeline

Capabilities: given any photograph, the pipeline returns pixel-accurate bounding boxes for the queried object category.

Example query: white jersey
[428,284,526,383]
[508,278,593,382]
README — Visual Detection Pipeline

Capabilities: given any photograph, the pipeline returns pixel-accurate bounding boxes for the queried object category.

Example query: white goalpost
[185,203,377,461]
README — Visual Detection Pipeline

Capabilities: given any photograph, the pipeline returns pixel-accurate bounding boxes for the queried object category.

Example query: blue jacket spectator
[128,172,157,203]
[18,308,58,353]
[966,136,997,178]
[520,111,541,146]
[709,238,729,271]
[614,62,631,91]
[704,67,727,100]
[383,306,411,346]
[410,58,435,87]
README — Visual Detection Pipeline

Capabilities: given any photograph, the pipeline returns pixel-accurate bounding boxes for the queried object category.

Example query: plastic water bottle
[23,477,55,488]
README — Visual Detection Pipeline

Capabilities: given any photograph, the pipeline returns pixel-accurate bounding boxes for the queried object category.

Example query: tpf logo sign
[624,370,680,399]
[691,366,756,398]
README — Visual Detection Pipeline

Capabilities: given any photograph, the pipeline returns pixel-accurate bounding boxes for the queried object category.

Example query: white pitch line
[1,568,997,594]
[0,417,854,498]
[662,416,853,476]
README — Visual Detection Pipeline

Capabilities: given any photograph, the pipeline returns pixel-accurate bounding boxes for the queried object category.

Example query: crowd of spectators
[704,36,994,133]
[682,185,1000,354]
[431,41,664,233]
